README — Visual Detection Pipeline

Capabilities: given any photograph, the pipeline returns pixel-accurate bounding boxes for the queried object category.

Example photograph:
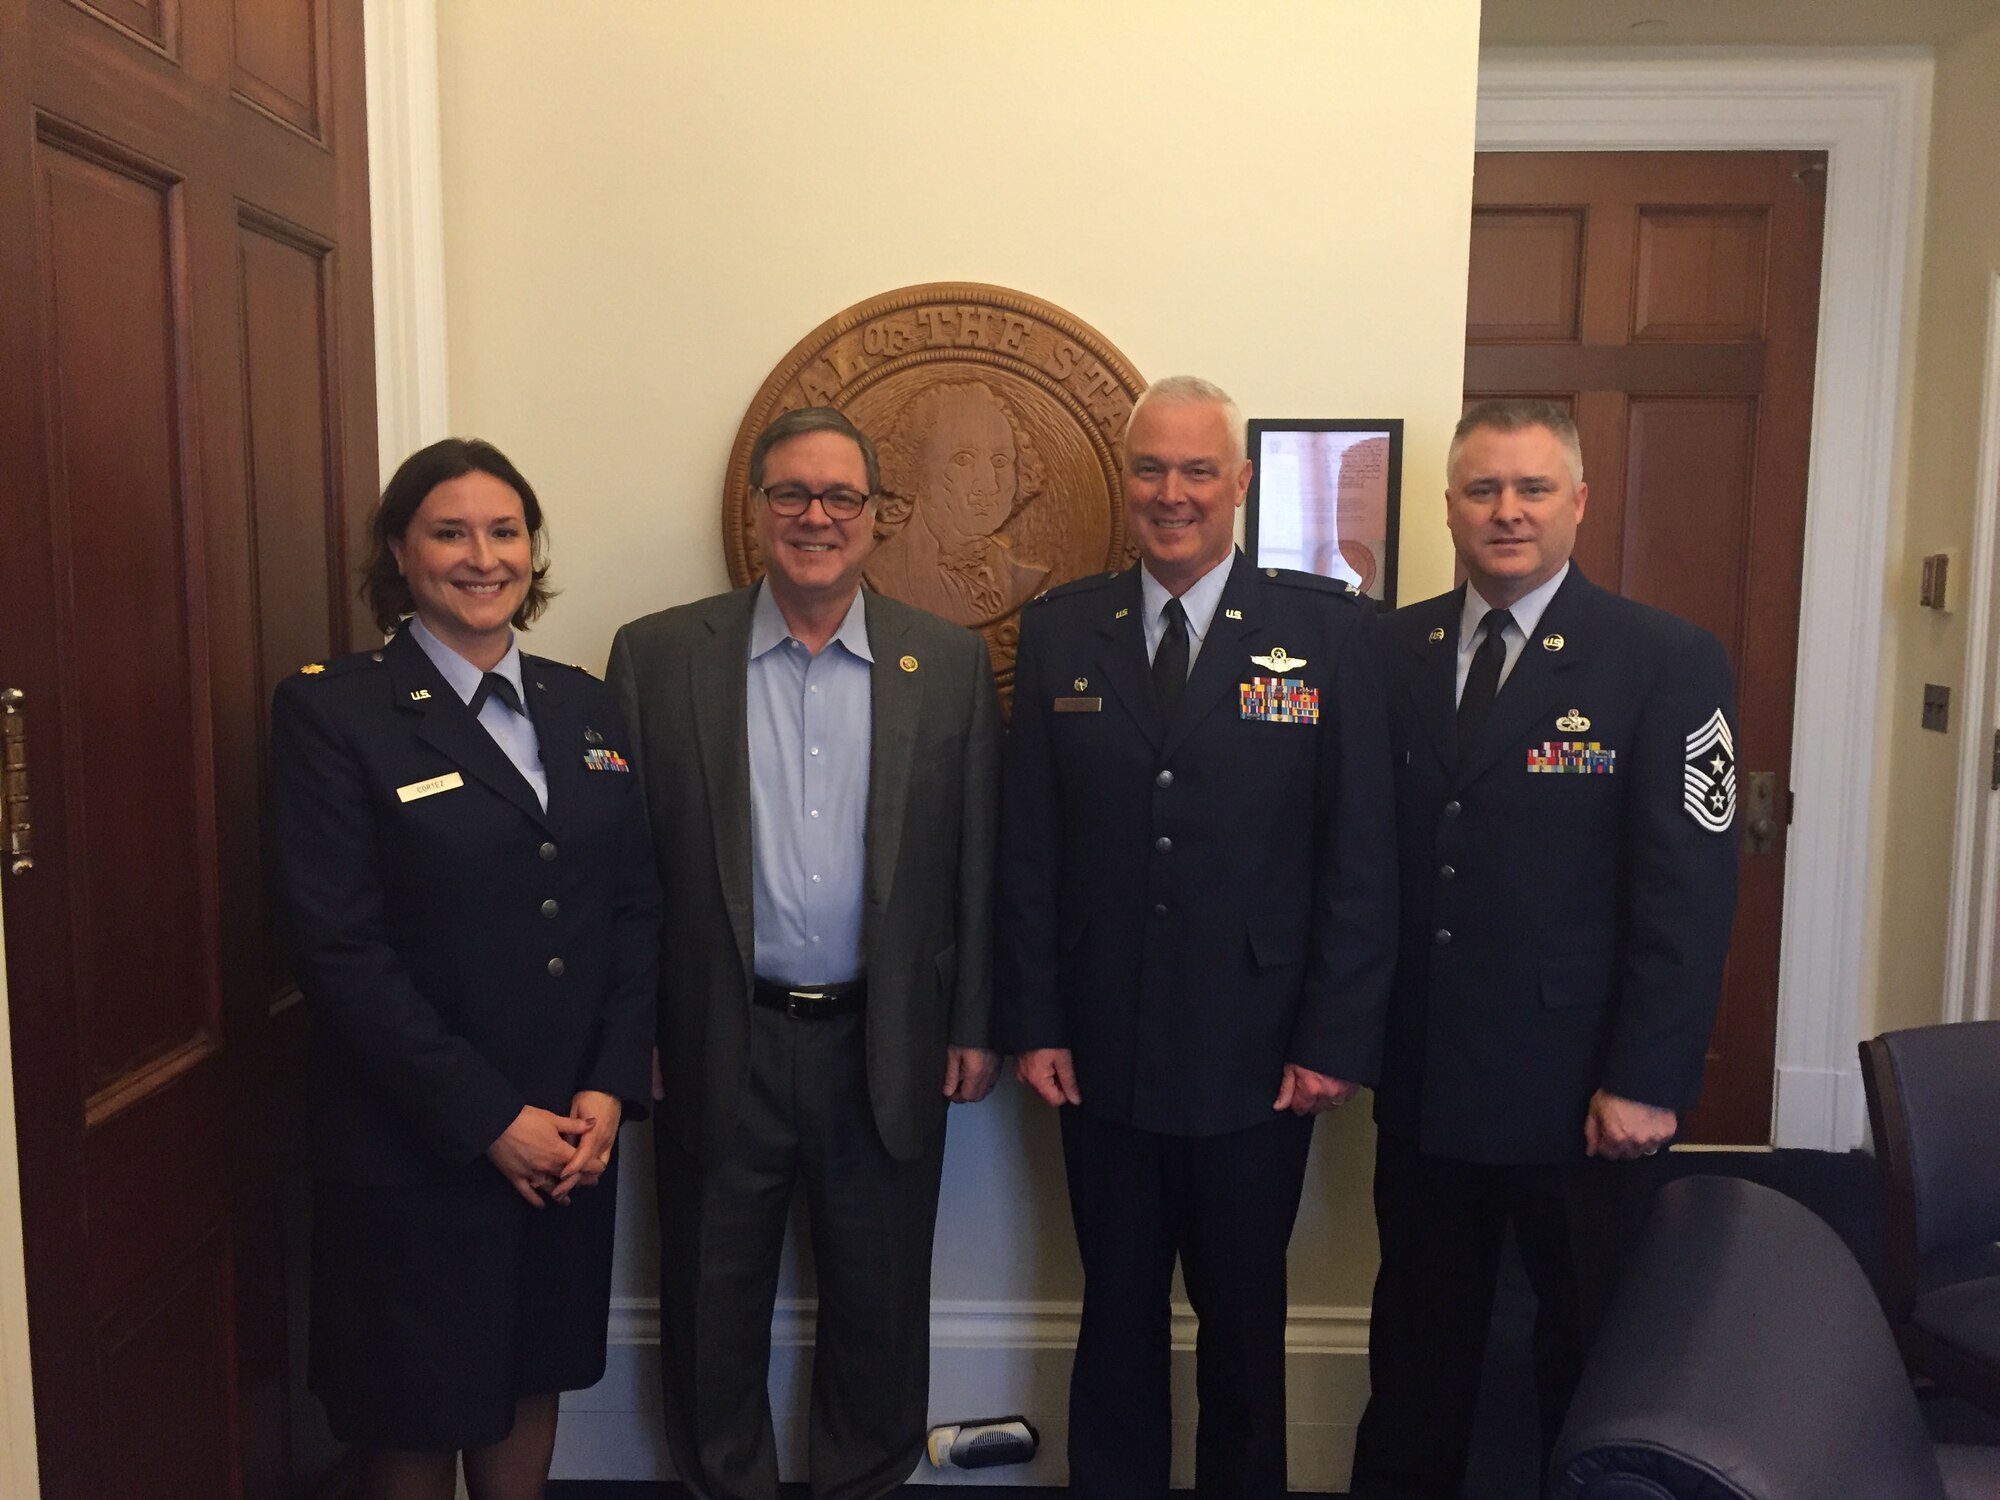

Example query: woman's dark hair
[361,437,556,635]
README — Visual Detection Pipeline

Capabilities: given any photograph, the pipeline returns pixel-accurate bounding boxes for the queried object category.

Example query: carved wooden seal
[724,282,1146,701]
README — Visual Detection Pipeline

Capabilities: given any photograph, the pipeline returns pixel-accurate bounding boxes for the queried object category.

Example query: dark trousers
[1060,1106,1315,1500]
[654,1007,946,1500]
[1347,1131,1666,1500]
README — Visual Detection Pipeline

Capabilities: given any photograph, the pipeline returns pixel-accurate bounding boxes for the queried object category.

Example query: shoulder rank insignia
[299,663,325,675]
[1555,709,1590,732]
[1428,627,1446,643]
[1542,633,1566,652]
[1250,646,1305,673]
[1683,709,1737,832]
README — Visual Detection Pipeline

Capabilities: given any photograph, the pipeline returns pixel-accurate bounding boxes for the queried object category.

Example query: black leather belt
[752,976,866,1020]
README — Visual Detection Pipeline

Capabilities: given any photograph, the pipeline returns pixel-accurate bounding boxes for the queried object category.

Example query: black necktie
[469,671,523,718]
[1153,598,1190,721]
[1456,608,1513,752]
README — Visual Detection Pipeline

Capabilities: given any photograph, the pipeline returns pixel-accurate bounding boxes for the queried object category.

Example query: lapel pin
[584,726,603,745]
[1251,646,1306,672]
[1225,608,1244,621]
[1073,677,1088,692]
[1542,633,1566,652]
[1114,607,1131,620]
[1556,709,1591,732]
[408,688,431,701]
[300,663,325,675]
[1428,627,1445,643]
[900,654,919,672]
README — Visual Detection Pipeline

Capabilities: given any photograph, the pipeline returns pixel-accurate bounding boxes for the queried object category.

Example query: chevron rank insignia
[1683,709,1736,832]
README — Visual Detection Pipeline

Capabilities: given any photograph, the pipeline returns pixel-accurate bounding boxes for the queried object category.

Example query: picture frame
[1243,418,1403,607]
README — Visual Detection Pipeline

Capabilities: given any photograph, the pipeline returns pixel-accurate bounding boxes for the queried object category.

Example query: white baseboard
[555,1298,1372,1491]
[1772,1063,1868,1150]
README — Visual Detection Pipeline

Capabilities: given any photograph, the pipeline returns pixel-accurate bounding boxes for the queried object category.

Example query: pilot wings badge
[1250,646,1305,673]
[1683,709,1737,833]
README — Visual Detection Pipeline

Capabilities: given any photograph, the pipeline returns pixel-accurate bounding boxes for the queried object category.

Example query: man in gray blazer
[609,406,1002,1500]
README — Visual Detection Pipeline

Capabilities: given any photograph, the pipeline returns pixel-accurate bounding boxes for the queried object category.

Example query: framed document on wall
[1244,418,1403,606]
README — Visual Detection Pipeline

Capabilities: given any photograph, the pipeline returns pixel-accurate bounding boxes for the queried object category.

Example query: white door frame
[1478,53,1933,1150]
[1942,273,2000,1028]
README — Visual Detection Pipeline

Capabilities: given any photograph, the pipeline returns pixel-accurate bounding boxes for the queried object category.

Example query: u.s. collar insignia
[408,688,432,702]
[1251,646,1306,672]
[1427,627,1446,643]
[1224,608,1244,621]
[1555,709,1590,732]
[1542,633,1566,652]
[1114,607,1131,620]
[1073,677,1088,692]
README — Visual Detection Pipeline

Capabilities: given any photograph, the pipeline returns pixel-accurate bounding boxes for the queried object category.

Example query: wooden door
[0,2,377,1495]
[1466,151,1826,1145]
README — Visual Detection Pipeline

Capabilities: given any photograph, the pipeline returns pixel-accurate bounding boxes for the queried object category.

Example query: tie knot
[1163,597,1189,632]
[470,671,523,718]
[1482,608,1514,645]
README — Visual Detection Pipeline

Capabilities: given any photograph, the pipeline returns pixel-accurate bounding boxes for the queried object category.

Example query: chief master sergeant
[997,375,1398,1498]
[1348,398,1740,1499]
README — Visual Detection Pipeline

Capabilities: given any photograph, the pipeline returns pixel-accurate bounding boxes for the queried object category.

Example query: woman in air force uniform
[270,438,660,1500]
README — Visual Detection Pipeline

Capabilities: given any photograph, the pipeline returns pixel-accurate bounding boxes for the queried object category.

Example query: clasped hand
[485,1089,623,1207]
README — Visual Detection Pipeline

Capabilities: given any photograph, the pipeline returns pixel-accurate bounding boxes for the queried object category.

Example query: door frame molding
[363,0,450,481]
[1478,52,1933,1149]
[1943,272,2000,1028]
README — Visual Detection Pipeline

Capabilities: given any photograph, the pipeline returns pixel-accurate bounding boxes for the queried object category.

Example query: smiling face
[1445,422,1588,606]
[754,428,878,613]
[388,469,533,668]
[1122,398,1250,594]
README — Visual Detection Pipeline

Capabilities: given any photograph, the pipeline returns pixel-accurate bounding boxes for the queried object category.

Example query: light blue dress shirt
[1140,550,1238,673]
[1455,562,1569,705]
[746,582,873,985]
[407,615,548,810]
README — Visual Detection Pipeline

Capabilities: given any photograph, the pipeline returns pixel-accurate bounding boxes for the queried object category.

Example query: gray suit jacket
[609,584,1001,1163]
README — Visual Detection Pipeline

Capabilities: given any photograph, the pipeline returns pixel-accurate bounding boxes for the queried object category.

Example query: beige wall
[432,0,1482,1311]
[1873,16,2000,1036]
[0,893,43,1498]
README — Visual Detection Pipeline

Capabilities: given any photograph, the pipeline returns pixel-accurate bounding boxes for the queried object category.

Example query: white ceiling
[1482,0,2000,48]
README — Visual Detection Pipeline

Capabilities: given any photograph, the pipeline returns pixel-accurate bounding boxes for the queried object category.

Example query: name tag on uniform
[1054,696,1102,713]
[396,772,464,802]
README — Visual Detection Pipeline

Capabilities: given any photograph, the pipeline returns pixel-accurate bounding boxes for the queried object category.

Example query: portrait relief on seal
[724,283,1147,704]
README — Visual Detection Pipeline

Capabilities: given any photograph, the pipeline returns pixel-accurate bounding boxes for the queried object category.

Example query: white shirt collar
[1460,562,1570,645]
[1141,549,1237,645]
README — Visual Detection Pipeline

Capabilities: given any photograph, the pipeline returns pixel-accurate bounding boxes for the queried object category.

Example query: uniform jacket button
[540,899,559,918]
[1155,769,1174,788]
[1443,801,1462,818]
[547,957,566,977]
[1439,865,1456,881]
[1153,835,1172,854]
[1434,929,1452,947]
[539,841,558,861]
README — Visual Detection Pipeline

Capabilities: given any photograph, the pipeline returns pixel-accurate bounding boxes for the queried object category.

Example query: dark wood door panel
[1470,150,1826,1144]
[3,1,377,1494]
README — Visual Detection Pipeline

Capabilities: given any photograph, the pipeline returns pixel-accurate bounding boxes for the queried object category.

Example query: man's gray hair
[1449,398,1584,487]
[1128,375,1247,466]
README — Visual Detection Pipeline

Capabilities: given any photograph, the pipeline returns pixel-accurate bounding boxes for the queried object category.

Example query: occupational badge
[1683,709,1736,832]
[1240,677,1320,724]
[1555,709,1590,732]
[1250,647,1306,672]
[583,726,603,745]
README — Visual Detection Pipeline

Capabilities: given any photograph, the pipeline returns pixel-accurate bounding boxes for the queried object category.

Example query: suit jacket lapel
[1457,568,1594,785]
[386,629,553,832]
[1093,567,1160,748]
[1403,588,1461,771]
[863,593,922,915]
[692,589,757,982]
[1163,553,1259,759]
[523,657,585,825]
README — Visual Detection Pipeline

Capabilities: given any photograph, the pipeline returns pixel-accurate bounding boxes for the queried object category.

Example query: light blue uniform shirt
[407,615,548,810]
[747,582,873,985]
[1140,550,1237,672]
[1455,562,1569,705]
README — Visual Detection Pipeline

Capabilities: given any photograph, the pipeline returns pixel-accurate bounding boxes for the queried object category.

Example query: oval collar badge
[1542,633,1566,652]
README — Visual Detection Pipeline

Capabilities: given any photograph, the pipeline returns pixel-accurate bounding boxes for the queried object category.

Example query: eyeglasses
[755,484,873,521]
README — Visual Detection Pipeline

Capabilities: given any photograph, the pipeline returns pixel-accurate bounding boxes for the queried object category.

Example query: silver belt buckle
[787,988,826,1019]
